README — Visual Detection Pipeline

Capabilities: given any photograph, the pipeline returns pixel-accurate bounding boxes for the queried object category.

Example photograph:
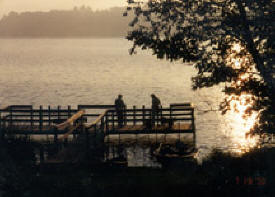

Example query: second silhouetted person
[115,94,126,128]
[151,94,161,125]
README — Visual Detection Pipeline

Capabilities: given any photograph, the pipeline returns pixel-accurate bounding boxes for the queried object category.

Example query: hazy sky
[0,0,127,17]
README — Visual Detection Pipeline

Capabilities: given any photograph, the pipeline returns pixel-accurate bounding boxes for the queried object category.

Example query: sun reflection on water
[224,43,260,153]
[225,94,259,153]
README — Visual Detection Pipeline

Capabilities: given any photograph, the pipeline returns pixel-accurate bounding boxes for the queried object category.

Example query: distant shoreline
[0,7,131,39]
[0,36,126,39]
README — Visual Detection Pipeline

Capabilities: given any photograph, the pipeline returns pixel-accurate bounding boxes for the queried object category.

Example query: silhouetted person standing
[115,94,126,128]
[151,94,161,125]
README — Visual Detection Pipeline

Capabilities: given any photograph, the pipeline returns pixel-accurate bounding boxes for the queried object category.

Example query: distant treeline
[0,6,132,38]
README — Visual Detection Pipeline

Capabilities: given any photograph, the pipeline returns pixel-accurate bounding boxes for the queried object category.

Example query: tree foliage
[125,0,274,133]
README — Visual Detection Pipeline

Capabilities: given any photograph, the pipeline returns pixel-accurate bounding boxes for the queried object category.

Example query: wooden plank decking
[105,123,193,134]
[4,123,193,135]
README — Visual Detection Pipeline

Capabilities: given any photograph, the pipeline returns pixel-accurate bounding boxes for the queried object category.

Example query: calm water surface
[0,38,258,165]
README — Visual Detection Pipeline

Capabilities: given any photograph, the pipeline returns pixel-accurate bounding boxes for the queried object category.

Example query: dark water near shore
[0,38,260,165]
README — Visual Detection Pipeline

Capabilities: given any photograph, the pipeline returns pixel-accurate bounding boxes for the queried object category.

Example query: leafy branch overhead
[125,0,274,133]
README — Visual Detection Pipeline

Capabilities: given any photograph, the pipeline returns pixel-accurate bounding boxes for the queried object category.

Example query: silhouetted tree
[125,0,274,133]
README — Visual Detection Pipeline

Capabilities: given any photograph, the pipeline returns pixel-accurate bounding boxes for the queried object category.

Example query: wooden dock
[0,103,196,164]
[0,103,195,138]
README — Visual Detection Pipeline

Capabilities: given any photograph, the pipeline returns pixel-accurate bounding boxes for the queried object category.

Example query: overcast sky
[0,0,127,17]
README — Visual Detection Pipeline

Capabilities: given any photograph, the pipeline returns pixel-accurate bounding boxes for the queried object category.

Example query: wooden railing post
[160,105,163,120]
[30,107,33,132]
[1,116,6,140]
[106,112,109,134]
[112,110,115,130]
[0,111,2,140]
[142,105,145,125]
[57,105,61,122]
[133,105,136,125]
[39,105,43,132]
[105,112,110,147]
[100,117,104,133]
[48,106,51,126]
[191,108,196,145]
[54,105,60,145]
[68,105,71,118]
[170,106,172,120]
[9,106,12,130]
[150,106,153,126]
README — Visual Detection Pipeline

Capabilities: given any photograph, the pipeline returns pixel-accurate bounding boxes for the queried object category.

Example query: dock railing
[0,104,195,139]
[0,105,81,135]
[104,104,195,134]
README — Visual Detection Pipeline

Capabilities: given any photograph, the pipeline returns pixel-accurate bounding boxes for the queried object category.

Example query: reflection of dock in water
[0,103,196,164]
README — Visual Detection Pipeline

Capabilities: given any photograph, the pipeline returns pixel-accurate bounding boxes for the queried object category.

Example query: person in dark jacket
[115,94,126,128]
[151,94,161,125]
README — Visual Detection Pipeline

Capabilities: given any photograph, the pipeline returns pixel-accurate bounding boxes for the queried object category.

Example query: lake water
[0,38,259,164]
